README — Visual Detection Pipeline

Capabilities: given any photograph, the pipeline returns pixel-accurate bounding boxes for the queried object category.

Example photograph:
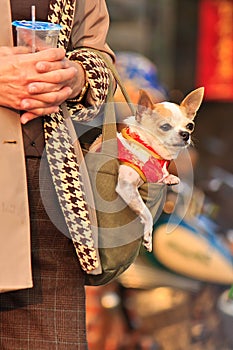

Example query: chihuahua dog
[90,87,204,251]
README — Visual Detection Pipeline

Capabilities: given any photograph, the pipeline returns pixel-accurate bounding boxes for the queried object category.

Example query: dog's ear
[136,90,154,122]
[180,87,204,119]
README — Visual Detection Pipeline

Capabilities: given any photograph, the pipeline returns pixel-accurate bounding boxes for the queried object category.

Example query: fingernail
[28,84,37,93]
[37,62,46,71]
[21,100,30,109]
[20,116,28,124]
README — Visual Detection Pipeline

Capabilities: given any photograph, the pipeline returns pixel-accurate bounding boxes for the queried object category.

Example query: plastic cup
[12,20,62,52]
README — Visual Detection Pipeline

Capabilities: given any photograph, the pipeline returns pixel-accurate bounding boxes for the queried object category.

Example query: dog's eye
[160,123,172,131]
[186,122,194,131]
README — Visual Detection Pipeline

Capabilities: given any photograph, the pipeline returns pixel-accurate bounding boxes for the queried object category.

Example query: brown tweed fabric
[0,158,88,350]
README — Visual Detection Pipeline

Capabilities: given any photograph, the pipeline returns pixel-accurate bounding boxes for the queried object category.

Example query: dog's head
[135,87,204,158]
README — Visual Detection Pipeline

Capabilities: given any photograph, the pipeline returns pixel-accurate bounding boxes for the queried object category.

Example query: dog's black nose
[179,131,189,142]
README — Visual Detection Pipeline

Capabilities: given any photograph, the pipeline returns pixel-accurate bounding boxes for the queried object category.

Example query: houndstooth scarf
[44,0,110,272]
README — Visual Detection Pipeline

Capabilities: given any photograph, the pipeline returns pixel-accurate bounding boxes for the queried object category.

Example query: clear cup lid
[12,20,62,31]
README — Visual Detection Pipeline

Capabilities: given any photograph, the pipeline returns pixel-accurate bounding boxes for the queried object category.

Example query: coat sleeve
[69,0,115,59]
[66,0,115,121]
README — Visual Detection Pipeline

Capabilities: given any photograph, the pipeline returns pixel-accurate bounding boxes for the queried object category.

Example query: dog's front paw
[143,229,153,252]
[143,238,152,252]
[140,210,153,252]
[163,174,180,185]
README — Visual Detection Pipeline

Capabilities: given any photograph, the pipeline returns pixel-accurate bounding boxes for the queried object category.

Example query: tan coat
[0,0,113,292]
[0,0,32,292]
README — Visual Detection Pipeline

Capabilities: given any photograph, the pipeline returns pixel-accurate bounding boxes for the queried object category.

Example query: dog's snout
[179,131,189,142]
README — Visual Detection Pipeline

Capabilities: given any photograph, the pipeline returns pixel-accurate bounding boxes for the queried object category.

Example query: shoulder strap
[87,48,136,116]
[82,48,136,157]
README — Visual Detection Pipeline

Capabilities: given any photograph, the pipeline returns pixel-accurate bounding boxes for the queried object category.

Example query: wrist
[67,61,89,103]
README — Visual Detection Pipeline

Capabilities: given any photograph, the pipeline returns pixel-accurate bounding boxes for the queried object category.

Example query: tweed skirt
[0,158,88,350]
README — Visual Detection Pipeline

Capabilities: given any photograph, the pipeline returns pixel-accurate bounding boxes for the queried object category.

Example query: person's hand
[0,46,31,56]
[0,47,85,123]
[20,56,85,123]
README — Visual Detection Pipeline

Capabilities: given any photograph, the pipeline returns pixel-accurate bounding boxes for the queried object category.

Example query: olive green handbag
[63,55,166,286]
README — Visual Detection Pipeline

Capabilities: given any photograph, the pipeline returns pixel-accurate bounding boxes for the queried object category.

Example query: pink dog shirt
[118,127,170,183]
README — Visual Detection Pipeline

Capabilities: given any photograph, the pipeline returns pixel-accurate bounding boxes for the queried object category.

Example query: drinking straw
[31,5,36,53]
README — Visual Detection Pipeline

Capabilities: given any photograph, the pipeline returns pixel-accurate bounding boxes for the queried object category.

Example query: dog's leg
[160,163,180,185]
[163,174,180,185]
[115,164,153,252]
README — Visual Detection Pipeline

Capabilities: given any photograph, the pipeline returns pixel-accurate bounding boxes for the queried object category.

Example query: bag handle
[87,49,135,113]
[101,75,118,156]
[63,48,135,157]
[87,49,136,156]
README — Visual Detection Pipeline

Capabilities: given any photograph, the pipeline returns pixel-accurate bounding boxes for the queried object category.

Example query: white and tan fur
[91,87,204,252]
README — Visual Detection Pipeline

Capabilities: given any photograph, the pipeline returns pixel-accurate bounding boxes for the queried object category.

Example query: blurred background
[85,1,233,349]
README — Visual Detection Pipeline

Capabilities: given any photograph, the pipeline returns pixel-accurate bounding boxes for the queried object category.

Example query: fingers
[33,47,66,62]
[14,46,32,54]
[19,52,77,117]
[27,66,77,91]
[20,86,72,110]
[0,46,30,56]
[36,59,70,73]
[20,106,60,124]
[0,46,61,59]
[28,82,61,94]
